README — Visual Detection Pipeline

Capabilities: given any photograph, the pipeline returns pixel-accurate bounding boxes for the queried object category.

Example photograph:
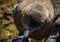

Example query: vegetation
[0,0,19,42]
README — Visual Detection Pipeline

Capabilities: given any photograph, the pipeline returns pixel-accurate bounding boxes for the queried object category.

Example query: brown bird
[13,0,60,41]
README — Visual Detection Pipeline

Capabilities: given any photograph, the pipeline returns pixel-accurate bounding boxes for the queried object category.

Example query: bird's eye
[29,15,43,28]
[21,15,44,28]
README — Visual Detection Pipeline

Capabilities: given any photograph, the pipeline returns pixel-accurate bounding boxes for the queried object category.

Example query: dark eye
[1,8,4,11]
[21,15,44,28]
[29,15,43,28]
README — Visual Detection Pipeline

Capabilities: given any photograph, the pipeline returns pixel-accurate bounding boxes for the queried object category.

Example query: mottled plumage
[13,0,60,41]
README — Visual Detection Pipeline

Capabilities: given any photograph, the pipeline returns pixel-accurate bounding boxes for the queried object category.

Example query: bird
[13,0,60,41]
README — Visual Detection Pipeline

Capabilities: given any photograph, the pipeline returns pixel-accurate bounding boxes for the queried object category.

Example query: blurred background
[0,0,19,42]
